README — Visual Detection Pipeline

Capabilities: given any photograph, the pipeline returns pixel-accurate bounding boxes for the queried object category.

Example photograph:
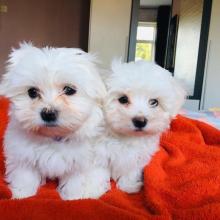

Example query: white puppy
[0,43,110,200]
[96,60,186,193]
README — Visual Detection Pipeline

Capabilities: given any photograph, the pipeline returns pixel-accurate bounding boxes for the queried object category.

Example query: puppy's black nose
[40,108,58,122]
[132,117,147,129]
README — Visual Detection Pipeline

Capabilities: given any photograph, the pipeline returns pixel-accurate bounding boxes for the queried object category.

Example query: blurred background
[0,0,219,112]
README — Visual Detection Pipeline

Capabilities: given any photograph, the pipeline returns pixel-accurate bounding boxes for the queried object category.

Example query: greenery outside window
[135,22,157,61]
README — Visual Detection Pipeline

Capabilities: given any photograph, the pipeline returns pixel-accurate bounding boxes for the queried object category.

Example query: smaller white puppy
[0,43,109,200]
[98,60,185,193]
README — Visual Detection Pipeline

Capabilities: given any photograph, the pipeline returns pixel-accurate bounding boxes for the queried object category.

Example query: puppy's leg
[83,167,111,199]
[6,166,41,199]
[117,169,143,193]
[58,168,110,200]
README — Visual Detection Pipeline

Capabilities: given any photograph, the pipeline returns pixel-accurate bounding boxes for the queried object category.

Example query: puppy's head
[0,42,106,138]
[104,60,186,137]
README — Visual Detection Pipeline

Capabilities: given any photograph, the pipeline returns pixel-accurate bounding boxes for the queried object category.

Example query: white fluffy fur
[95,60,186,193]
[0,43,110,200]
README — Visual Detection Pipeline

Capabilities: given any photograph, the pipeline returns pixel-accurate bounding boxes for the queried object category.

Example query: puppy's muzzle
[132,117,147,129]
[40,108,58,123]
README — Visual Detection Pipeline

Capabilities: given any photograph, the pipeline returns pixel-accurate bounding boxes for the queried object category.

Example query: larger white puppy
[98,60,185,193]
[0,43,109,200]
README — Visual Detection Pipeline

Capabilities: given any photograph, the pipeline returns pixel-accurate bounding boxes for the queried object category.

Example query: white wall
[201,0,220,110]
[88,0,132,68]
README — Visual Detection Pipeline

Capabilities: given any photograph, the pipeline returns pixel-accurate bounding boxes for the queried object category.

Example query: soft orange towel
[0,97,220,220]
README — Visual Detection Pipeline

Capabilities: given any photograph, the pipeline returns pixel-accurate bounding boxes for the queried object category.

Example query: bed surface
[181,108,220,129]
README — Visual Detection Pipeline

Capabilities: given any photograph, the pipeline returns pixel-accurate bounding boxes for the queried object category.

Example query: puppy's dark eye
[149,99,159,107]
[63,86,76,96]
[28,87,39,99]
[118,95,129,104]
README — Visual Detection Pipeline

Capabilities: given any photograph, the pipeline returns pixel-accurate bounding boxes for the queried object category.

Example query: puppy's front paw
[81,168,111,199]
[59,169,110,200]
[11,186,38,199]
[59,181,109,200]
[117,175,143,193]
[58,176,90,200]
[58,182,81,200]
[7,167,41,199]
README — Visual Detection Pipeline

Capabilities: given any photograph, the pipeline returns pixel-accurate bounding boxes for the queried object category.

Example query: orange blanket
[0,97,220,220]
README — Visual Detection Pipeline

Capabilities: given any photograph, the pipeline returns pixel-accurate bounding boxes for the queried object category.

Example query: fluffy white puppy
[97,60,186,193]
[0,43,110,200]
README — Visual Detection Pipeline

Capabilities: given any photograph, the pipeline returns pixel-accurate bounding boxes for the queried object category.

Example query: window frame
[135,22,157,61]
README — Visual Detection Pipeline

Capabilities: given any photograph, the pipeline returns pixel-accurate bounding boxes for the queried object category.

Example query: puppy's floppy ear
[169,77,186,117]
[111,58,123,75]
[7,41,35,67]
[81,52,107,103]
[88,66,107,103]
[104,58,123,90]
[0,41,34,98]
[0,71,21,98]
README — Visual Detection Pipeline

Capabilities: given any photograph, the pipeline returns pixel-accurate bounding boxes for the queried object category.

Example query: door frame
[127,0,140,62]
[190,0,212,103]
[127,0,213,109]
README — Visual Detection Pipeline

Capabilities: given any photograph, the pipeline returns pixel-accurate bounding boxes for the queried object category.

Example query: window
[135,22,157,61]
